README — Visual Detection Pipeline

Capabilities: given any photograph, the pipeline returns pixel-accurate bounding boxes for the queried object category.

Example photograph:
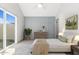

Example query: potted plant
[24,28,32,40]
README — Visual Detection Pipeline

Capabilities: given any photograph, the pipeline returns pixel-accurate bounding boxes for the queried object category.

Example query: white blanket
[47,39,76,52]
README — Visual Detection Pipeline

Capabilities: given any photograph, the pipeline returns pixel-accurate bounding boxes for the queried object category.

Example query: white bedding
[47,39,75,52]
[32,39,76,52]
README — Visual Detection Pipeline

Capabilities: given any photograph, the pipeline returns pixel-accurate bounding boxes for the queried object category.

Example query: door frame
[0,7,17,52]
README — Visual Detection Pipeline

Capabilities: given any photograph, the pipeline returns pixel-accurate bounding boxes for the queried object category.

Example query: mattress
[32,39,76,52]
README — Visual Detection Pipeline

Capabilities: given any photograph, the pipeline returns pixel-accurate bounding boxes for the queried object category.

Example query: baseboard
[30,51,71,55]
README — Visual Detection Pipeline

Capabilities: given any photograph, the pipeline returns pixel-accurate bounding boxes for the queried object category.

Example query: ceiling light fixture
[37,3,43,8]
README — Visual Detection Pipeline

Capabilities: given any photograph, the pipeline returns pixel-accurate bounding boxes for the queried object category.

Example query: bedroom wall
[58,3,79,38]
[0,3,24,42]
[24,17,57,39]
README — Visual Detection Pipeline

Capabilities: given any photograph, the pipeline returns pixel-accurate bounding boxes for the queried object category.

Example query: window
[0,9,4,24]
[6,14,15,24]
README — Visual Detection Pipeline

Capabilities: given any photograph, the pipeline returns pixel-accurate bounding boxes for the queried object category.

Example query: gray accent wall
[24,17,57,39]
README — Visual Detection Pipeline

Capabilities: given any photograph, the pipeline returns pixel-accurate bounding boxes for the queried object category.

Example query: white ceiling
[19,3,79,17]
[19,3,62,17]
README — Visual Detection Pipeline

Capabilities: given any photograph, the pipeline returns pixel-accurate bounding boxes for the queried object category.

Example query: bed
[47,39,75,52]
[32,39,77,53]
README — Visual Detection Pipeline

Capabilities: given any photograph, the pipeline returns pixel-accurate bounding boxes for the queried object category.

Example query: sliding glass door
[6,13,15,46]
[0,8,16,51]
[0,9,4,50]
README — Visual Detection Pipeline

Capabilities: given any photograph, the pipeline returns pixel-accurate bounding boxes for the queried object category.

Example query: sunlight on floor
[0,48,15,55]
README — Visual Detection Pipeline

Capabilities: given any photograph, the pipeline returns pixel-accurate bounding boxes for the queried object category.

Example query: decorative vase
[25,35,31,40]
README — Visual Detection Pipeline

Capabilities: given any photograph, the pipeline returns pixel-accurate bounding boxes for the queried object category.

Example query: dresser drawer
[34,32,48,39]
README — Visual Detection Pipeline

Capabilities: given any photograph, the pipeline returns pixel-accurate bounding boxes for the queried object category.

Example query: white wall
[58,3,79,38]
[0,3,24,42]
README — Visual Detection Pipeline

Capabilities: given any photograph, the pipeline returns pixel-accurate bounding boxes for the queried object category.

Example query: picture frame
[65,15,78,30]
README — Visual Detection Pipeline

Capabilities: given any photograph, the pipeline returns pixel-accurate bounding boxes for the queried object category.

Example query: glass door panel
[6,14,15,46]
[0,9,4,50]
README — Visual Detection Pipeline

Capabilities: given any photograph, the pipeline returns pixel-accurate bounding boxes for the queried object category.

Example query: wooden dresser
[34,32,48,39]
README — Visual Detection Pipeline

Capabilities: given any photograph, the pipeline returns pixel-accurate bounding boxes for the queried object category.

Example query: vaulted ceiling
[19,3,79,17]
[19,3,62,17]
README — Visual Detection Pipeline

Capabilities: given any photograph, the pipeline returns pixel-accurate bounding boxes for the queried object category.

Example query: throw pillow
[59,35,68,43]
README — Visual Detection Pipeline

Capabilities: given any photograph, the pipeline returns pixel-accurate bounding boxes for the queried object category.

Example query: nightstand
[71,45,79,55]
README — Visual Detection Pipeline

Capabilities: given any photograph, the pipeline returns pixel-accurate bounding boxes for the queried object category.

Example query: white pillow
[72,35,79,45]
[64,35,74,43]
[67,37,73,43]
[59,35,68,43]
